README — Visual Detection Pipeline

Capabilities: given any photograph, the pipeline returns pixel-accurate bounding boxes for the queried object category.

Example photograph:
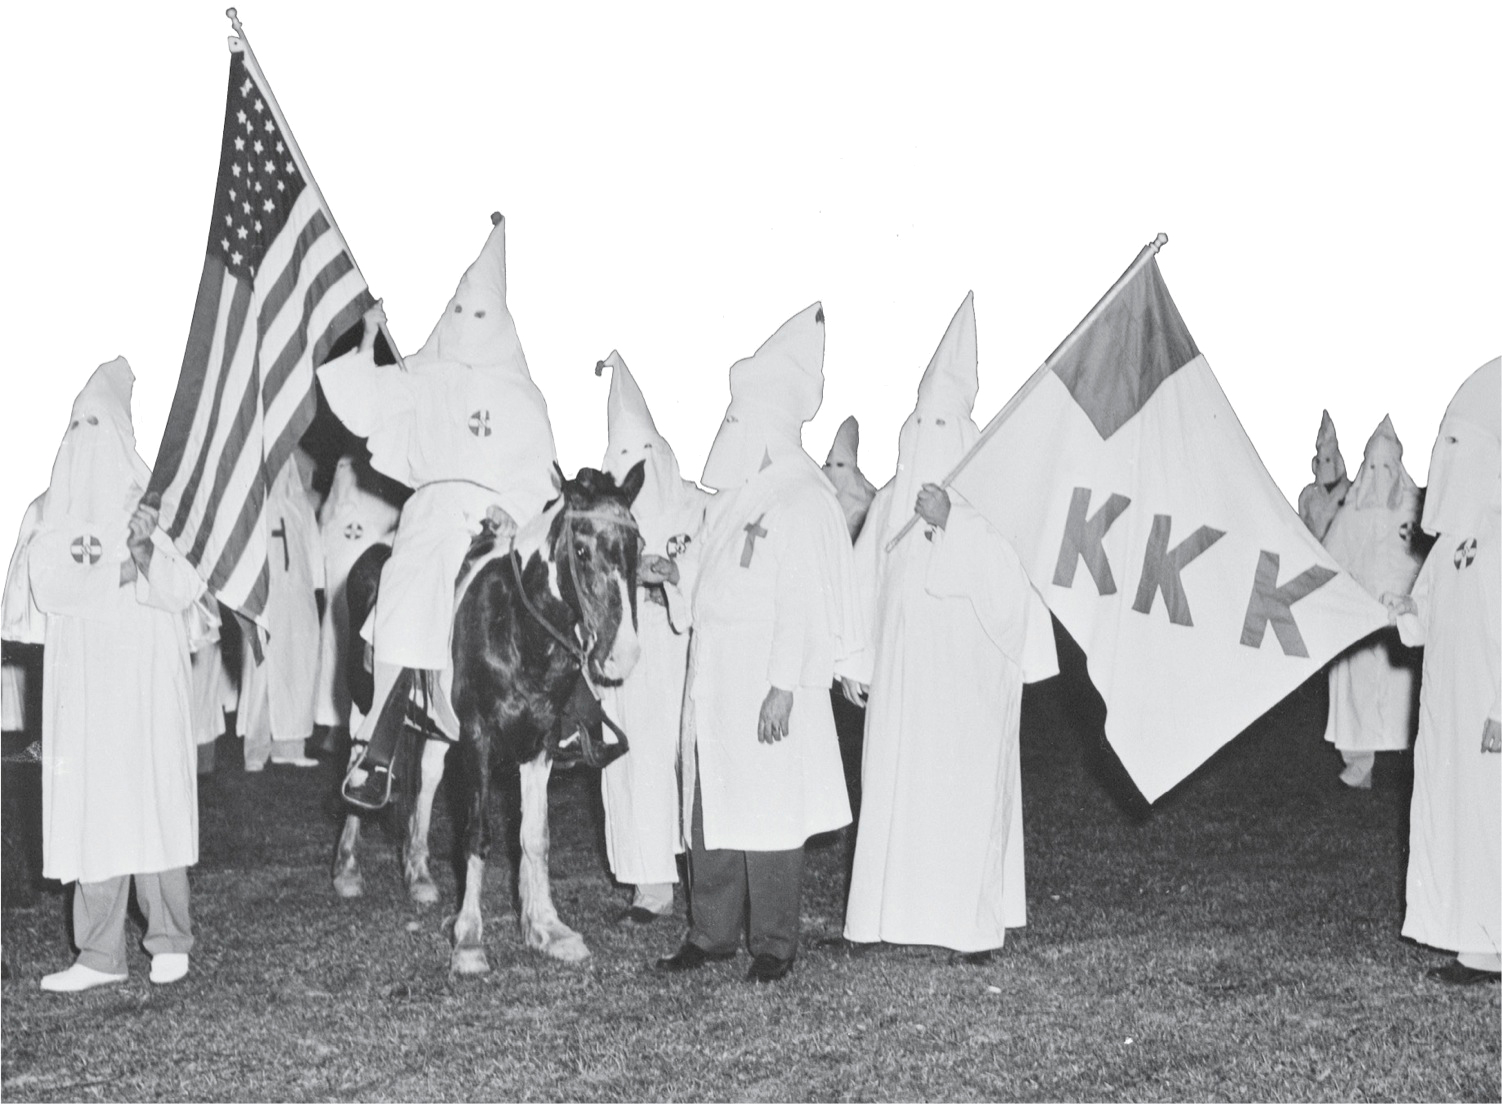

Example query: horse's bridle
[508,504,640,670]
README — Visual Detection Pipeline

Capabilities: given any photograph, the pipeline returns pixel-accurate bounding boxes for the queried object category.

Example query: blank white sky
[2,2,1497,572]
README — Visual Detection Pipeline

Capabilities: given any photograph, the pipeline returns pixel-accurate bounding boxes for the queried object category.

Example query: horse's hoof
[450,945,491,975]
[543,931,591,964]
[332,870,364,899]
[407,877,439,907]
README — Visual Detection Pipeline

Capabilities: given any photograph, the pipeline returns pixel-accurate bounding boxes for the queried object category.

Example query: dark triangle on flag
[1050,257,1199,440]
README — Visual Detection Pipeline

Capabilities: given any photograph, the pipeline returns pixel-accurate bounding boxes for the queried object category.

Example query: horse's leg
[404,739,450,906]
[333,740,366,897]
[450,732,490,975]
[518,752,589,962]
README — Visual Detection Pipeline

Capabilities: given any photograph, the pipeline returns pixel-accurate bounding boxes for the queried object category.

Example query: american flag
[149,44,374,622]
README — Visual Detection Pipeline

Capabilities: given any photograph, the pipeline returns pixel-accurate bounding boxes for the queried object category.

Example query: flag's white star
[240,78,252,97]
[276,180,286,192]
[253,139,263,155]
[224,213,233,226]
[264,120,274,133]
[228,188,237,201]
[234,136,245,151]
[254,97,264,113]
[253,181,262,194]
[236,109,247,125]
[221,237,230,251]
[275,140,284,153]
[254,220,262,233]
[285,161,295,174]
[264,160,275,174]
[263,199,275,212]
[237,226,249,240]
[242,201,252,214]
[231,163,241,178]
[231,250,243,265]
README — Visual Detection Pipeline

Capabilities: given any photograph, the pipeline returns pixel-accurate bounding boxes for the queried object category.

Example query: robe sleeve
[925,497,1059,683]
[28,529,128,622]
[1394,542,1436,649]
[2,495,48,644]
[134,529,206,615]
[317,350,419,487]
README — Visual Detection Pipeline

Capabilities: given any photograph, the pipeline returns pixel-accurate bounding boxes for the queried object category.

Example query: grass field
[2,632,1499,1102]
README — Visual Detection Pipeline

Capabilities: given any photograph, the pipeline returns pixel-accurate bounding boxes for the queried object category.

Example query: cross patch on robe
[343,521,364,541]
[1453,538,1477,570]
[469,410,492,437]
[70,534,102,565]
[271,519,290,570]
[740,514,767,568]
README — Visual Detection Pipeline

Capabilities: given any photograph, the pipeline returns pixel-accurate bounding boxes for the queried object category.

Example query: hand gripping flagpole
[223,8,405,370]
[884,232,1170,553]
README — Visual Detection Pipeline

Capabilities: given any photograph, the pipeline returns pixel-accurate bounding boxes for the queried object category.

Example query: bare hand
[758,687,794,744]
[1380,592,1417,623]
[915,484,951,530]
[126,503,158,579]
[639,553,678,587]
[1484,718,1501,754]
[362,300,389,349]
[840,677,869,708]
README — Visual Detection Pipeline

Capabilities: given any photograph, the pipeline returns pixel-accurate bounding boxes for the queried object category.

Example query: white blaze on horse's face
[599,572,640,683]
[560,495,642,687]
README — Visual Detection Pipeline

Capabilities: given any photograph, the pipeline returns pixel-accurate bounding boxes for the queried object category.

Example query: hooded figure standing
[1385,357,1501,985]
[595,352,709,923]
[1298,411,1351,541]
[841,293,1058,960]
[312,453,400,736]
[5,359,203,991]
[651,303,861,983]
[318,214,558,798]
[823,416,878,541]
[1320,416,1423,788]
[237,448,323,770]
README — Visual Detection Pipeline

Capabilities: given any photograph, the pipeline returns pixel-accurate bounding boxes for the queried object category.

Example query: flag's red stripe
[150,257,224,507]
[168,274,254,549]
[263,249,360,409]
[186,333,262,565]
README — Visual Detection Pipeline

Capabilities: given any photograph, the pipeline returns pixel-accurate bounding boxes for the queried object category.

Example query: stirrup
[342,748,395,811]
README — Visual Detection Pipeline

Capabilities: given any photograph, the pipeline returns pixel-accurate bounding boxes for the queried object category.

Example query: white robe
[26,515,202,884]
[1321,494,1423,753]
[239,461,323,748]
[1297,479,1348,542]
[1396,517,1501,957]
[843,487,1057,952]
[674,458,858,851]
[318,354,557,669]
[313,465,399,726]
[599,480,707,886]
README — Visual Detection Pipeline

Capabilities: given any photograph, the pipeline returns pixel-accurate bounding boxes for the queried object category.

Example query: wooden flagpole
[224,8,405,370]
[884,232,1170,553]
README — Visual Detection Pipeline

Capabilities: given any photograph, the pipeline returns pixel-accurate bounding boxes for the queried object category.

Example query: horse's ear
[551,462,565,495]
[619,459,646,506]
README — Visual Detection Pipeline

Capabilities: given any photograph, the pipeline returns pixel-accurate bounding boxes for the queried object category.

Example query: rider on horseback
[317,213,559,808]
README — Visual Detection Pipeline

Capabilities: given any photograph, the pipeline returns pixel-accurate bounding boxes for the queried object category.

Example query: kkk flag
[148,40,374,622]
[948,250,1388,802]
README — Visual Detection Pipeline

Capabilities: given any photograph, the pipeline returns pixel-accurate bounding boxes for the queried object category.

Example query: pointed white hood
[411,212,528,374]
[822,415,877,540]
[885,292,980,539]
[598,349,692,550]
[701,303,825,490]
[1313,409,1348,486]
[1422,357,1501,538]
[1347,415,1419,511]
[43,357,152,527]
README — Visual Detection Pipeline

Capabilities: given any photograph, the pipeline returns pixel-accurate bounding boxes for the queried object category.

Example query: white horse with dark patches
[332,464,644,971]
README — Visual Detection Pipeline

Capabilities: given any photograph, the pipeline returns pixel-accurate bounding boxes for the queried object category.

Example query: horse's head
[549,461,646,686]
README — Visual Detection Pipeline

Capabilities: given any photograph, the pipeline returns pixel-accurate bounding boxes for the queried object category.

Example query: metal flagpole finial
[1152,233,1168,251]
[226,8,245,36]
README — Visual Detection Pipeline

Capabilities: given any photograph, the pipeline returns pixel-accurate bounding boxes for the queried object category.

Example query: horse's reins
[507,505,640,669]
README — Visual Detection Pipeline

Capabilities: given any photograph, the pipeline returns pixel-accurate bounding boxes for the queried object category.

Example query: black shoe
[655,943,736,972]
[746,952,796,983]
[1426,958,1501,986]
[949,949,994,966]
[615,906,663,927]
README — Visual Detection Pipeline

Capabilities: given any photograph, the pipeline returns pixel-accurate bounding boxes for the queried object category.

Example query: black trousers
[686,776,804,962]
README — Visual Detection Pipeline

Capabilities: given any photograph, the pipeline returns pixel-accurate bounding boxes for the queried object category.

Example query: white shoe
[40,963,127,992]
[269,754,318,768]
[150,953,190,984]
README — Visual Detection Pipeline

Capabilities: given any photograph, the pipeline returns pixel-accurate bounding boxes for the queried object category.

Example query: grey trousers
[72,868,193,974]
[686,780,804,962]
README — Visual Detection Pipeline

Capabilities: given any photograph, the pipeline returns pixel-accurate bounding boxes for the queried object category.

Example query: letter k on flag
[948,244,1387,801]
